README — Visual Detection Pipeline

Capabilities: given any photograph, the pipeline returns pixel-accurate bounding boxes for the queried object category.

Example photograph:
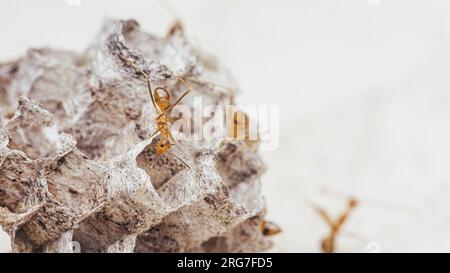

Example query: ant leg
[167,128,177,145]
[304,198,335,230]
[144,74,160,114]
[187,77,232,93]
[148,127,162,139]
[168,116,182,123]
[317,208,336,231]
[186,77,234,104]
[171,153,191,169]
[334,204,357,233]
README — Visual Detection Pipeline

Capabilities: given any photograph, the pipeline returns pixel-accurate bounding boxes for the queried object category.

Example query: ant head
[156,139,170,155]
[154,87,171,111]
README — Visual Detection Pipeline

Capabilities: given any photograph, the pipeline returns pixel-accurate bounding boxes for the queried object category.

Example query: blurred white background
[1,0,450,252]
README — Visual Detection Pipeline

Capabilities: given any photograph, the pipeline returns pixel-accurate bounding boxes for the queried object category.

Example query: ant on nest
[134,21,254,171]
[135,71,233,169]
[139,70,193,169]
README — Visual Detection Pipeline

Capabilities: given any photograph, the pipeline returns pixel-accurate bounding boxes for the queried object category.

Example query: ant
[140,70,192,168]
[259,219,282,236]
[134,72,234,170]
[309,198,358,253]
[133,21,236,168]
[166,20,183,37]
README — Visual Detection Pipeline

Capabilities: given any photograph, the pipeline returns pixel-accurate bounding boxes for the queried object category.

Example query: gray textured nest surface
[0,19,269,253]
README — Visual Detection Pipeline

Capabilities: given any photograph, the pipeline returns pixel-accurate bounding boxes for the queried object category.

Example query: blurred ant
[259,219,282,237]
[309,198,358,253]
[166,20,183,37]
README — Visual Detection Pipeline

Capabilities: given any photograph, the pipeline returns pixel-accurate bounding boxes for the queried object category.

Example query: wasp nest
[0,19,270,253]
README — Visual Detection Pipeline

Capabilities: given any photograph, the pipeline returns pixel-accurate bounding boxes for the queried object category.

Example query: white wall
[1,0,450,252]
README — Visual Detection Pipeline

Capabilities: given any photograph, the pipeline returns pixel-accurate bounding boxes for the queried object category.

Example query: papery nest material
[0,19,272,253]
